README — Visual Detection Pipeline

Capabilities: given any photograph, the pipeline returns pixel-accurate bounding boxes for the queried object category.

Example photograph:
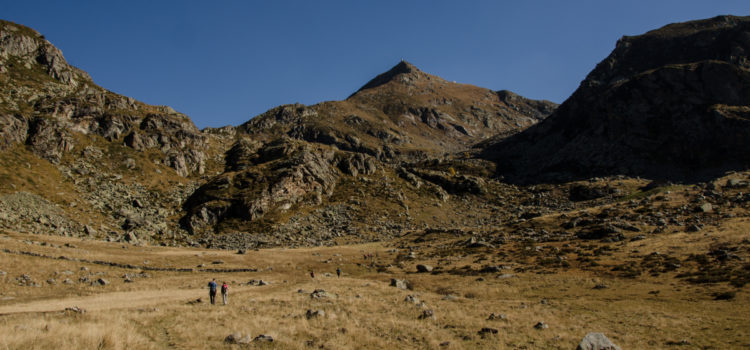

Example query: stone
[96,278,109,286]
[390,278,411,290]
[418,309,435,320]
[310,289,335,299]
[577,332,622,350]
[306,309,325,319]
[84,225,97,236]
[404,295,421,304]
[534,321,549,330]
[478,327,499,335]
[698,203,713,213]
[416,264,433,273]
[487,313,506,320]
[64,306,86,314]
[253,334,274,342]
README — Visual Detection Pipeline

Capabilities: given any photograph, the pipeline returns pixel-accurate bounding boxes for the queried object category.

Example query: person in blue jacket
[208,278,217,304]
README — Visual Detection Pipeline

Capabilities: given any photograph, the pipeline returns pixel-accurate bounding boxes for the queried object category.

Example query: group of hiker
[310,267,342,280]
[207,267,343,304]
[207,278,229,305]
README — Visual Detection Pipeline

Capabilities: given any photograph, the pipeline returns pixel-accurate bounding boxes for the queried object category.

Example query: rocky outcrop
[26,117,75,164]
[0,114,27,149]
[0,21,90,86]
[182,139,340,234]
[481,15,750,183]
[0,20,206,177]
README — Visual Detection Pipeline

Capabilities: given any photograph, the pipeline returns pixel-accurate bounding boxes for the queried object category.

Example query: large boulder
[577,332,622,350]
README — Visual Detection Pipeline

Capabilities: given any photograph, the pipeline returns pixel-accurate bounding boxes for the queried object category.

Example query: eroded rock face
[26,117,75,164]
[0,114,28,150]
[482,15,750,183]
[182,139,340,234]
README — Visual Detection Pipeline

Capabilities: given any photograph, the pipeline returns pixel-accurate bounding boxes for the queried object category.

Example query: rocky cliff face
[480,15,750,183]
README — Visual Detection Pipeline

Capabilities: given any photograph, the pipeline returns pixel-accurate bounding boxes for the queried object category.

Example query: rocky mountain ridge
[480,15,750,183]
[0,19,556,248]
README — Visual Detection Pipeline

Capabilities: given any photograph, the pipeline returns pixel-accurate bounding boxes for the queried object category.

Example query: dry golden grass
[0,225,748,349]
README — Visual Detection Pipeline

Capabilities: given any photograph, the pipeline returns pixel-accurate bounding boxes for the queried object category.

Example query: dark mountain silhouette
[480,15,750,183]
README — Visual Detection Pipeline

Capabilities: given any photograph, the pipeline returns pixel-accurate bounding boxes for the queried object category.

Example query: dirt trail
[0,288,207,315]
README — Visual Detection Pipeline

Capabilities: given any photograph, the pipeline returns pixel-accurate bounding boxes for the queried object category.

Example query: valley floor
[0,227,748,349]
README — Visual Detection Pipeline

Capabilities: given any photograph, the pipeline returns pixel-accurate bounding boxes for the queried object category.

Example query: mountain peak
[351,60,423,96]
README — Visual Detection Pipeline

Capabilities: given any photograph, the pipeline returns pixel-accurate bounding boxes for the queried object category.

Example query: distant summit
[350,60,441,97]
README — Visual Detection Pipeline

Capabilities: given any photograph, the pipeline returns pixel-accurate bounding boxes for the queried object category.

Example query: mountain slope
[480,15,750,183]
[238,61,556,159]
[181,61,557,241]
[1,19,557,247]
[0,19,220,244]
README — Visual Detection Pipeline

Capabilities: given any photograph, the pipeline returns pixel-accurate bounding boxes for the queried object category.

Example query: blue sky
[3,1,750,128]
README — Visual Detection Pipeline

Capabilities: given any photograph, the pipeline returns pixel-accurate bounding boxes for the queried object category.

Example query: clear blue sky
[4,1,750,128]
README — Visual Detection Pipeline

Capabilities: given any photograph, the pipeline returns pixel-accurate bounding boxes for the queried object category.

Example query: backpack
[221,284,228,293]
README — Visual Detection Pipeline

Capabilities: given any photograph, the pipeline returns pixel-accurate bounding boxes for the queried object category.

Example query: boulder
[390,278,411,290]
[418,309,435,320]
[253,334,274,342]
[577,332,621,350]
[416,264,433,273]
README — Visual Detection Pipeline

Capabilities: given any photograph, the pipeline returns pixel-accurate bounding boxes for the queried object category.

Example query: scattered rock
[416,264,433,273]
[404,295,421,305]
[418,309,435,320]
[96,278,109,286]
[306,309,325,319]
[534,321,548,330]
[577,332,622,350]
[64,306,86,314]
[487,313,506,320]
[310,289,335,299]
[478,327,499,336]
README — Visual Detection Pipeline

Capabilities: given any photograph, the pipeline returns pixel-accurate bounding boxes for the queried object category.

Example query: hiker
[221,281,229,305]
[310,270,315,280]
[208,278,217,305]
[336,267,341,278]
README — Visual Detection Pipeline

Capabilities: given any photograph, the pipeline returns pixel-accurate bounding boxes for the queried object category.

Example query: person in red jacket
[221,281,229,305]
